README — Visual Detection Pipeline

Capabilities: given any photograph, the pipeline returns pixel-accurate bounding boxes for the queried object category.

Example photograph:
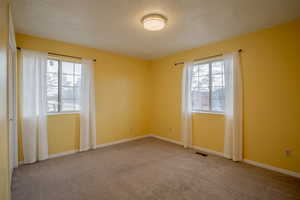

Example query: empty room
[1,0,300,199]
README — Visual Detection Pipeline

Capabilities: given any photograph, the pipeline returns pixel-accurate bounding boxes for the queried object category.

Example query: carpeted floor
[12,137,300,200]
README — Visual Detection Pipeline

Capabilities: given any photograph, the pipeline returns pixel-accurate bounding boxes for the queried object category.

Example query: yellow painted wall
[192,113,225,153]
[16,19,300,175]
[0,0,10,199]
[16,33,151,160]
[47,114,80,155]
[150,19,300,173]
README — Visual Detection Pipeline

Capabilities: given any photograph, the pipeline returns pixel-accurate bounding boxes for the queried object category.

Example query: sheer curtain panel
[80,59,97,151]
[21,49,48,164]
[181,62,193,148]
[8,5,18,171]
[224,52,243,161]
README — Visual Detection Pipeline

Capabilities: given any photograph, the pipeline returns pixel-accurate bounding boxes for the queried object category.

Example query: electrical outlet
[284,149,292,157]
[169,128,173,133]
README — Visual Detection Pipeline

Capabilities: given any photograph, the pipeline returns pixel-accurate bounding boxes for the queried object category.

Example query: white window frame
[192,59,225,114]
[46,58,81,114]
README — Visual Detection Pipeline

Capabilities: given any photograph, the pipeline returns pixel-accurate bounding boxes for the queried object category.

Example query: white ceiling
[12,0,300,60]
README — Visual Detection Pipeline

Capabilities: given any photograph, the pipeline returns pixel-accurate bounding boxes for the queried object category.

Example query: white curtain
[21,49,48,164]
[224,52,243,161]
[8,5,18,171]
[80,59,96,151]
[181,62,193,148]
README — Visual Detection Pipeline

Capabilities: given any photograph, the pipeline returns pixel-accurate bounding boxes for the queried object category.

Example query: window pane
[192,63,210,111]
[74,100,80,111]
[212,87,224,112]
[199,75,209,88]
[47,99,59,112]
[192,60,225,113]
[47,60,58,73]
[75,64,81,75]
[74,75,81,87]
[61,99,74,111]
[47,59,59,112]
[62,87,74,99]
[212,60,225,112]
[192,88,209,111]
[47,86,58,98]
[212,98,224,112]
[62,61,74,74]
[212,87,224,98]
[192,65,199,76]
[62,74,74,86]
[192,91,201,110]
[191,76,198,91]
[198,63,209,76]
[212,61,224,87]
[47,86,58,112]
[47,73,58,86]
[212,61,224,75]
[46,59,81,113]
[192,64,209,77]
[212,74,224,87]
[74,87,80,99]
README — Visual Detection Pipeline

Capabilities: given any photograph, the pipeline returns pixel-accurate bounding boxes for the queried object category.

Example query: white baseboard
[149,134,300,179]
[95,134,151,149]
[243,159,300,179]
[149,134,224,158]
[17,133,300,179]
[48,149,79,159]
[150,134,183,146]
[192,145,224,157]
[18,150,79,165]
[18,135,152,165]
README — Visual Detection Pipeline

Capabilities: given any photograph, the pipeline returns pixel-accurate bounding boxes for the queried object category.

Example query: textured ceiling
[12,0,300,60]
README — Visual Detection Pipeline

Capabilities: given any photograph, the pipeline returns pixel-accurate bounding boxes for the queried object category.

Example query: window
[46,59,81,113]
[191,60,225,113]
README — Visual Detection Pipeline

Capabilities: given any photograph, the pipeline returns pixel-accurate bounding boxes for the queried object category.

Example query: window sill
[47,112,80,116]
[192,111,224,115]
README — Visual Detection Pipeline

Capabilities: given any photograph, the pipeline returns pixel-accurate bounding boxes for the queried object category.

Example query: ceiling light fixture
[141,14,167,31]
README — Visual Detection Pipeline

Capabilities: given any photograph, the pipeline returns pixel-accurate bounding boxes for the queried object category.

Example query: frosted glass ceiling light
[141,14,167,31]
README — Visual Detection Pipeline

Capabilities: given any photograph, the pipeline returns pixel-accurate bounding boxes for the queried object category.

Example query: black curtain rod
[17,47,96,62]
[174,49,242,66]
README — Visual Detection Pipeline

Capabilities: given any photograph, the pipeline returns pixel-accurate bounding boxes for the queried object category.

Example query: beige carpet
[12,137,300,200]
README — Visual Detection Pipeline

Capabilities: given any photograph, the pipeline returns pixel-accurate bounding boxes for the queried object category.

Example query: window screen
[46,59,81,113]
[191,60,225,113]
